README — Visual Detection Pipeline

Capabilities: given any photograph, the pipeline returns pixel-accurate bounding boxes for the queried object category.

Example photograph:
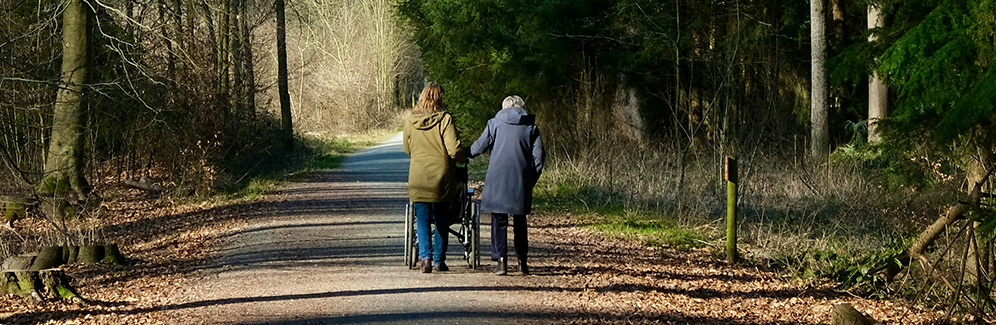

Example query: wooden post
[725,156,738,262]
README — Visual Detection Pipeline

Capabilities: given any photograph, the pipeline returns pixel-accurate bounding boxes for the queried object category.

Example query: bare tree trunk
[240,0,256,119]
[219,0,231,128]
[867,1,887,144]
[276,0,292,147]
[810,0,828,160]
[39,0,90,198]
[230,0,244,120]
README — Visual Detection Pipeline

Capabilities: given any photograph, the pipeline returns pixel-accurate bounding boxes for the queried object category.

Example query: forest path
[165,133,566,324]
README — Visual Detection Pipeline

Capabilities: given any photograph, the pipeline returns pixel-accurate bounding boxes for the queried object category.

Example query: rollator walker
[403,166,481,269]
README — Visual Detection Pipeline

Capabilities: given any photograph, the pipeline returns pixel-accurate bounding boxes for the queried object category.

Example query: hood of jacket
[409,111,448,130]
[495,106,535,125]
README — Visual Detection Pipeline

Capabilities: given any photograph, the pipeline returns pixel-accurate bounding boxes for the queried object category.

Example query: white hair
[502,95,525,109]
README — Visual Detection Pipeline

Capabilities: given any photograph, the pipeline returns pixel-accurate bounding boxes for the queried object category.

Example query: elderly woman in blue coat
[468,95,544,275]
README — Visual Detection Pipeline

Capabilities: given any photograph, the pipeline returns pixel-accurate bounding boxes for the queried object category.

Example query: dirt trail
[164,133,570,323]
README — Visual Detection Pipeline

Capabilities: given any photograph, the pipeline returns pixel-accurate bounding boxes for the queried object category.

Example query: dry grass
[534,136,958,281]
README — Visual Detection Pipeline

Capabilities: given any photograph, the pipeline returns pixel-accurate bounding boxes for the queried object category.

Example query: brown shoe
[420,259,432,273]
[434,262,449,272]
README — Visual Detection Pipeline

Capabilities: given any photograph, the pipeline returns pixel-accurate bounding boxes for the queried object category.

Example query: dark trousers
[491,213,527,261]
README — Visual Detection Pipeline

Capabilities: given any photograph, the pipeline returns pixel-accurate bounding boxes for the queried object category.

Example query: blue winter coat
[469,106,544,215]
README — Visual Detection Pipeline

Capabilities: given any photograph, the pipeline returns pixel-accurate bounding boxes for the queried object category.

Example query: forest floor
[0,134,947,324]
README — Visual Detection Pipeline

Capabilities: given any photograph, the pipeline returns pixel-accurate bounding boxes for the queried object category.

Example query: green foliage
[398,0,815,144]
[838,237,909,287]
[590,215,706,250]
[763,237,907,295]
[878,0,996,143]
[970,197,996,234]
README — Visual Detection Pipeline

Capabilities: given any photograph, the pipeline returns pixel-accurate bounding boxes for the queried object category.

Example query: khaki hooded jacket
[403,111,464,202]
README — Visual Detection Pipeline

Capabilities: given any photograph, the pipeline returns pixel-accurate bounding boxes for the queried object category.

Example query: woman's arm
[469,120,495,158]
[531,126,544,177]
[442,113,464,162]
[402,123,411,156]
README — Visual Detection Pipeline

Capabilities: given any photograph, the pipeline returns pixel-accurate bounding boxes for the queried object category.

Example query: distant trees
[398,0,813,154]
[0,0,418,201]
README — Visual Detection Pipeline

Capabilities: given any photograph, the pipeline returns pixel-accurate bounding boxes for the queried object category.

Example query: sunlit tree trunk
[39,0,90,198]
[810,0,828,160]
[276,0,292,146]
[867,2,887,144]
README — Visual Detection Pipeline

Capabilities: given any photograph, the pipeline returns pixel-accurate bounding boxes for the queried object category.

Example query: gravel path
[165,133,565,324]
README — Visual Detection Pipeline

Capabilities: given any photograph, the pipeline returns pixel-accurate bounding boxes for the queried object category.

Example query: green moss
[4,202,26,222]
[53,283,78,299]
[36,176,71,196]
[1,273,20,295]
[16,272,37,294]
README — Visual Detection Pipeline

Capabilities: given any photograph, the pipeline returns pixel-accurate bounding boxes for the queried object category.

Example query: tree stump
[2,269,83,303]
[64,246,79,264]
[30,246,66,271]
[102,244,126,265]
[1,270,43,301]
[831,303,873,325]
[1,255,36,270]
[1,271,22,295]
[39,269,84,304]
[6,245,123,271]
[76,245,104,264]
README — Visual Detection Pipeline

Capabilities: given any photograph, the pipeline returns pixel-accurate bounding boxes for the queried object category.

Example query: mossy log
[30,246,67,271]
[831,303,873,325]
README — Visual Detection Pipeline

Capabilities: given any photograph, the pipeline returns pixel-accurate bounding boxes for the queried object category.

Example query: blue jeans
[413,202,450,265]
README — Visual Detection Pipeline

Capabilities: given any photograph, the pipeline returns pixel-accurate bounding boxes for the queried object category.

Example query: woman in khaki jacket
[403,82,463,273]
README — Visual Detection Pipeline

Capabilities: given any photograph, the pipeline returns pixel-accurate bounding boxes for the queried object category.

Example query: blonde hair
[414,82,445,113]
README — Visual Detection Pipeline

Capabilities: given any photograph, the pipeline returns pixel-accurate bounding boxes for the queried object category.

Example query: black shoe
[518,258,530,275]
[434,262,449,272]
[420,259,432,273]
[493,257,507,276]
